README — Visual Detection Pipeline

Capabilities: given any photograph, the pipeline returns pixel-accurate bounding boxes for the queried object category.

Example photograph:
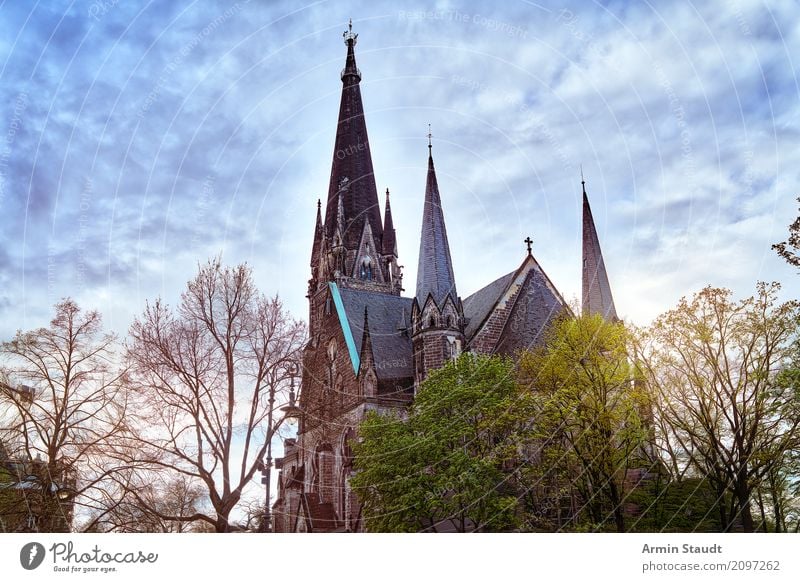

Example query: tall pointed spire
[382,188,397,256]
[310,199,324,268]
[416,134,458,306]
[582,176,618,321]
[324,20,382,253]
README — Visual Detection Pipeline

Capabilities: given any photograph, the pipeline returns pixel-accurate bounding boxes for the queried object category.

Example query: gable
[495,268,565,355]
[465,255,567,355]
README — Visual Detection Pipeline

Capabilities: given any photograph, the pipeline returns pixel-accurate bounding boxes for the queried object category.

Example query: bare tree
[124,258,305,532]
[639,283,800,532]
[0,299,128,532]
[95,473,211,532]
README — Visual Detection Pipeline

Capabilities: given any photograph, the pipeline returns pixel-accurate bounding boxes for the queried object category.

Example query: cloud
[0,0,797,343]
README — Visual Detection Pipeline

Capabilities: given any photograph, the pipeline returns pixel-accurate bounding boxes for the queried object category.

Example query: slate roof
[495,268,566,355]
[463,256,568,353]
[338,287,413,381]
[415,149,458,306]
[463,271,515,340]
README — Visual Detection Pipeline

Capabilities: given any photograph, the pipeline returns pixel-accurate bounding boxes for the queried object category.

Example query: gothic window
[446,315,452,327]
[428,315,436,328]
[314,444,334,504]
[446,336,461,360]
[362,373,374,397]
[359,258,373,280]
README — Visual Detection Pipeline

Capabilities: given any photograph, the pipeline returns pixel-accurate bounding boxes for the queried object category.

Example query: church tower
[581,177,618,321]
[308,21,402,298]
[411,138,465,388]
[288,23,414,533]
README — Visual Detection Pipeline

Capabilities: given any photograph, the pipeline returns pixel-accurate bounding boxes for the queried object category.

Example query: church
[271,24,618,533]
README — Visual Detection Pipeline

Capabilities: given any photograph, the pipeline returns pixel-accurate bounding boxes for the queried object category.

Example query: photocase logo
[20,542,46,570]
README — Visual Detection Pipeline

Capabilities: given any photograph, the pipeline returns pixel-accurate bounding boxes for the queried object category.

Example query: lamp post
[260,362,301,533]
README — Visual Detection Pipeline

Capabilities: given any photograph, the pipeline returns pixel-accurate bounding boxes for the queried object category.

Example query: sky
[0,0,798,342]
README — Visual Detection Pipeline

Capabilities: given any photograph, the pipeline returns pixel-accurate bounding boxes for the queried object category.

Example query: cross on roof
[524,236,533,255]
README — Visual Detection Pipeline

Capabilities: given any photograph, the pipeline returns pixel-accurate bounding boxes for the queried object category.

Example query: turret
[411,133,465,388]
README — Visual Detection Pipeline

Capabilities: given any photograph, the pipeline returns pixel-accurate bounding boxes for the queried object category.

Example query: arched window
[428,315,436,328]
[362,373,374,397]
[359,258,373,281]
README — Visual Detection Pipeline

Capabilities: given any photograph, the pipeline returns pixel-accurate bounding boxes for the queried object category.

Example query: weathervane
[343,18,358,44]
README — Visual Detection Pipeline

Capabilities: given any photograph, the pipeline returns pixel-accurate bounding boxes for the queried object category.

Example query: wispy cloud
[0,0,797,340]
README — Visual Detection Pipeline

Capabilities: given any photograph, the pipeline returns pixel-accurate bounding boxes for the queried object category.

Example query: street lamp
[260,362,302,532]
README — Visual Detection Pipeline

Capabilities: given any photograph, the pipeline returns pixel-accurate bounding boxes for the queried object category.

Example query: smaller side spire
[581,175,618,322]
[415,131,458,307]
[329,188,347,276]
[382,188,397,257]
[310,199,324,268]
[335,185,346,241]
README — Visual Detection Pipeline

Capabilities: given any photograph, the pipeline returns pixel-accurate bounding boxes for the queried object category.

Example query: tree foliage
[519,313,649,532]
[773,197,800,269]
[638,283,800,532]
[351,354,528,532]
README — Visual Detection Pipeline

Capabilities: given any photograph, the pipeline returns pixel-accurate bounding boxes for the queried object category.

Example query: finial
[343,18,358,44]
[385,187,390,198]
[580,165,586,194]
[524,236,533,256]
[317,198,321,210]
[427,124,432,150]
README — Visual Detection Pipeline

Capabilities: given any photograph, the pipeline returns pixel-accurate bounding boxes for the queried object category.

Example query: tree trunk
[609,481,625,532]
[756,488,768,532]
[735,483,754,533]
[768,469,783,533]
[716,483,730,532]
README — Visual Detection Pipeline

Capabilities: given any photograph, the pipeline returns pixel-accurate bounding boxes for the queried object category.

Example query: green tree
[640,283,800,532]
[773,197,800,269]
[519,313,649,532]
[351,354,528,532]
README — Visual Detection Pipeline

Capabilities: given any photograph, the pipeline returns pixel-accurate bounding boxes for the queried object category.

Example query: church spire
[310,199,323,269]
[324,20,382,254]
[582,176,618,321]
[382,188,397,257]
[416,135,458,306]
